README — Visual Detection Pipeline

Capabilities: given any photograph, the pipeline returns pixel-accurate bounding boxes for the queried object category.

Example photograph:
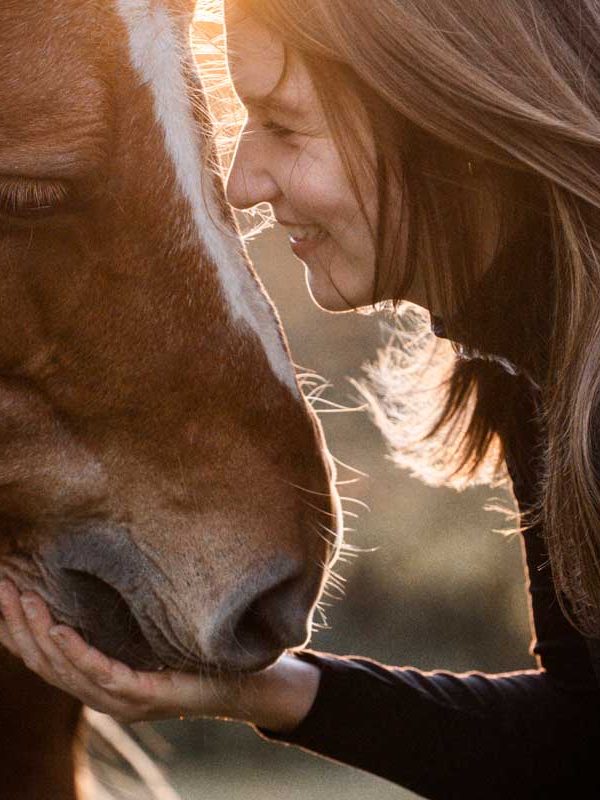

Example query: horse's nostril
[207,564,312,671]
[60,569,159,670]
[233,577,299,655]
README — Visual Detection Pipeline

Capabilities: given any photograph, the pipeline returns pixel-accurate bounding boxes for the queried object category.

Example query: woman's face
[224,8,378,311]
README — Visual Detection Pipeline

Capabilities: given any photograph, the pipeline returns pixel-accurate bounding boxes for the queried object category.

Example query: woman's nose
[226,131,280,210]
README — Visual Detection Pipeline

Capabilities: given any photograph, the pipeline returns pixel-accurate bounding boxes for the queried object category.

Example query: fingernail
[22,600,37,620]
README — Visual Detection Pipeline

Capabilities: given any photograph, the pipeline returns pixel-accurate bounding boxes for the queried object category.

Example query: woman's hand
[0,579,320,731]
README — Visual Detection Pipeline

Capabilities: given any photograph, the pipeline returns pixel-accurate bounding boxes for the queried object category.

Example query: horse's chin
[196,652,283,677]
[54,577,285,675]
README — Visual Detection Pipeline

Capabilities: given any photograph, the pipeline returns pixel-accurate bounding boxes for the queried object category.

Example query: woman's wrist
[234,652,322,733]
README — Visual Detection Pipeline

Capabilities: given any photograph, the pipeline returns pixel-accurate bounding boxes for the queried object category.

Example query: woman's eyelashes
[262,119,296,139]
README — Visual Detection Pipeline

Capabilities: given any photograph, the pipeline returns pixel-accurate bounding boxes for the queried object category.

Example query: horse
[0,1,341,797]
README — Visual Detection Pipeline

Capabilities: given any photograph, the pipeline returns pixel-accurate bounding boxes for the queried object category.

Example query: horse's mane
[79,710,182,800]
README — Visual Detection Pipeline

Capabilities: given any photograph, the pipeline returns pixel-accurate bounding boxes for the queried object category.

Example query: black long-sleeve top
[259,372,600,797]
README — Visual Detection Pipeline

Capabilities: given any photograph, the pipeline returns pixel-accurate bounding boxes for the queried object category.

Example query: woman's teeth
[287,225,327,243]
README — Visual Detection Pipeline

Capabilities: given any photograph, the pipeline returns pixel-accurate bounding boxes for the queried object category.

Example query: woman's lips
[289,232,328,260]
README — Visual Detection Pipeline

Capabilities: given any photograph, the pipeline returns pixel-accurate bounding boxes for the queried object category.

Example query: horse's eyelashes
[0,177,71,219]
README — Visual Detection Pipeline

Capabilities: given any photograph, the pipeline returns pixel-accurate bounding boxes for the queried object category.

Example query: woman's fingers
[0,580,51,675]
[0,581,145,719]
[50,624,250,720]
[0,581,194,720]
[20,593,106,692]
[51,627,202,715]
[48,626,116,685]
[0,582,83,693]
[0,618,19,657]
[0,580,249,724]
[49,625,142,696]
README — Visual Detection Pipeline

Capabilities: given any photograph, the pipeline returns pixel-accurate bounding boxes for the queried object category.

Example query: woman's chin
[305,271,371,313]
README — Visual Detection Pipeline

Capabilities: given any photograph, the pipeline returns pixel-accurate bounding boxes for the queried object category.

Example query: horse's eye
[0,177,71,219]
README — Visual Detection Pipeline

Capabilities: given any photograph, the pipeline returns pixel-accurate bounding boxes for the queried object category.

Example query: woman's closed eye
[262,119,296,139]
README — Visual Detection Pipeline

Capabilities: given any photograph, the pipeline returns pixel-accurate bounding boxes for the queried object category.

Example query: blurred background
[102,11,536,799]
[123,228,534,800]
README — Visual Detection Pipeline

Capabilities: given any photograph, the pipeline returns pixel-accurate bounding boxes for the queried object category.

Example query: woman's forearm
[257,651,600,799]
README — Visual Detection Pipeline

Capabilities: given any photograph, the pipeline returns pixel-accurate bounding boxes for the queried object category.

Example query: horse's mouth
[58,572,285,675]
[0,555,288,675]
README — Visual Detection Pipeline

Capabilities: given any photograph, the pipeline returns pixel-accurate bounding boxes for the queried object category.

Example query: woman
[1,0,600,796]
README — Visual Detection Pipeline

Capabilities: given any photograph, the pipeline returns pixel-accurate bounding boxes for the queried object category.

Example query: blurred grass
[152,228,534,799]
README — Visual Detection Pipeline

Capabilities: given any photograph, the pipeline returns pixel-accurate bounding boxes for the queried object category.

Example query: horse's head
[0,0,340,673]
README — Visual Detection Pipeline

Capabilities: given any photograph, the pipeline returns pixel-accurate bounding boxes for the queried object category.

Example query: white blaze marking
[115,0,299,395]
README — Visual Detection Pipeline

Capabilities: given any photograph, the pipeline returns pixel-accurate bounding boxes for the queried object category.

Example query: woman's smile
[289,233,328,259]
[278,220,329,258]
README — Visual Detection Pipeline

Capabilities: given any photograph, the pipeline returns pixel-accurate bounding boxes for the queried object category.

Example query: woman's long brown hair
[217,0,600,635]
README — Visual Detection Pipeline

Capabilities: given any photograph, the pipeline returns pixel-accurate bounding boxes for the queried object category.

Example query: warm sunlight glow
[191,2,275,238]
